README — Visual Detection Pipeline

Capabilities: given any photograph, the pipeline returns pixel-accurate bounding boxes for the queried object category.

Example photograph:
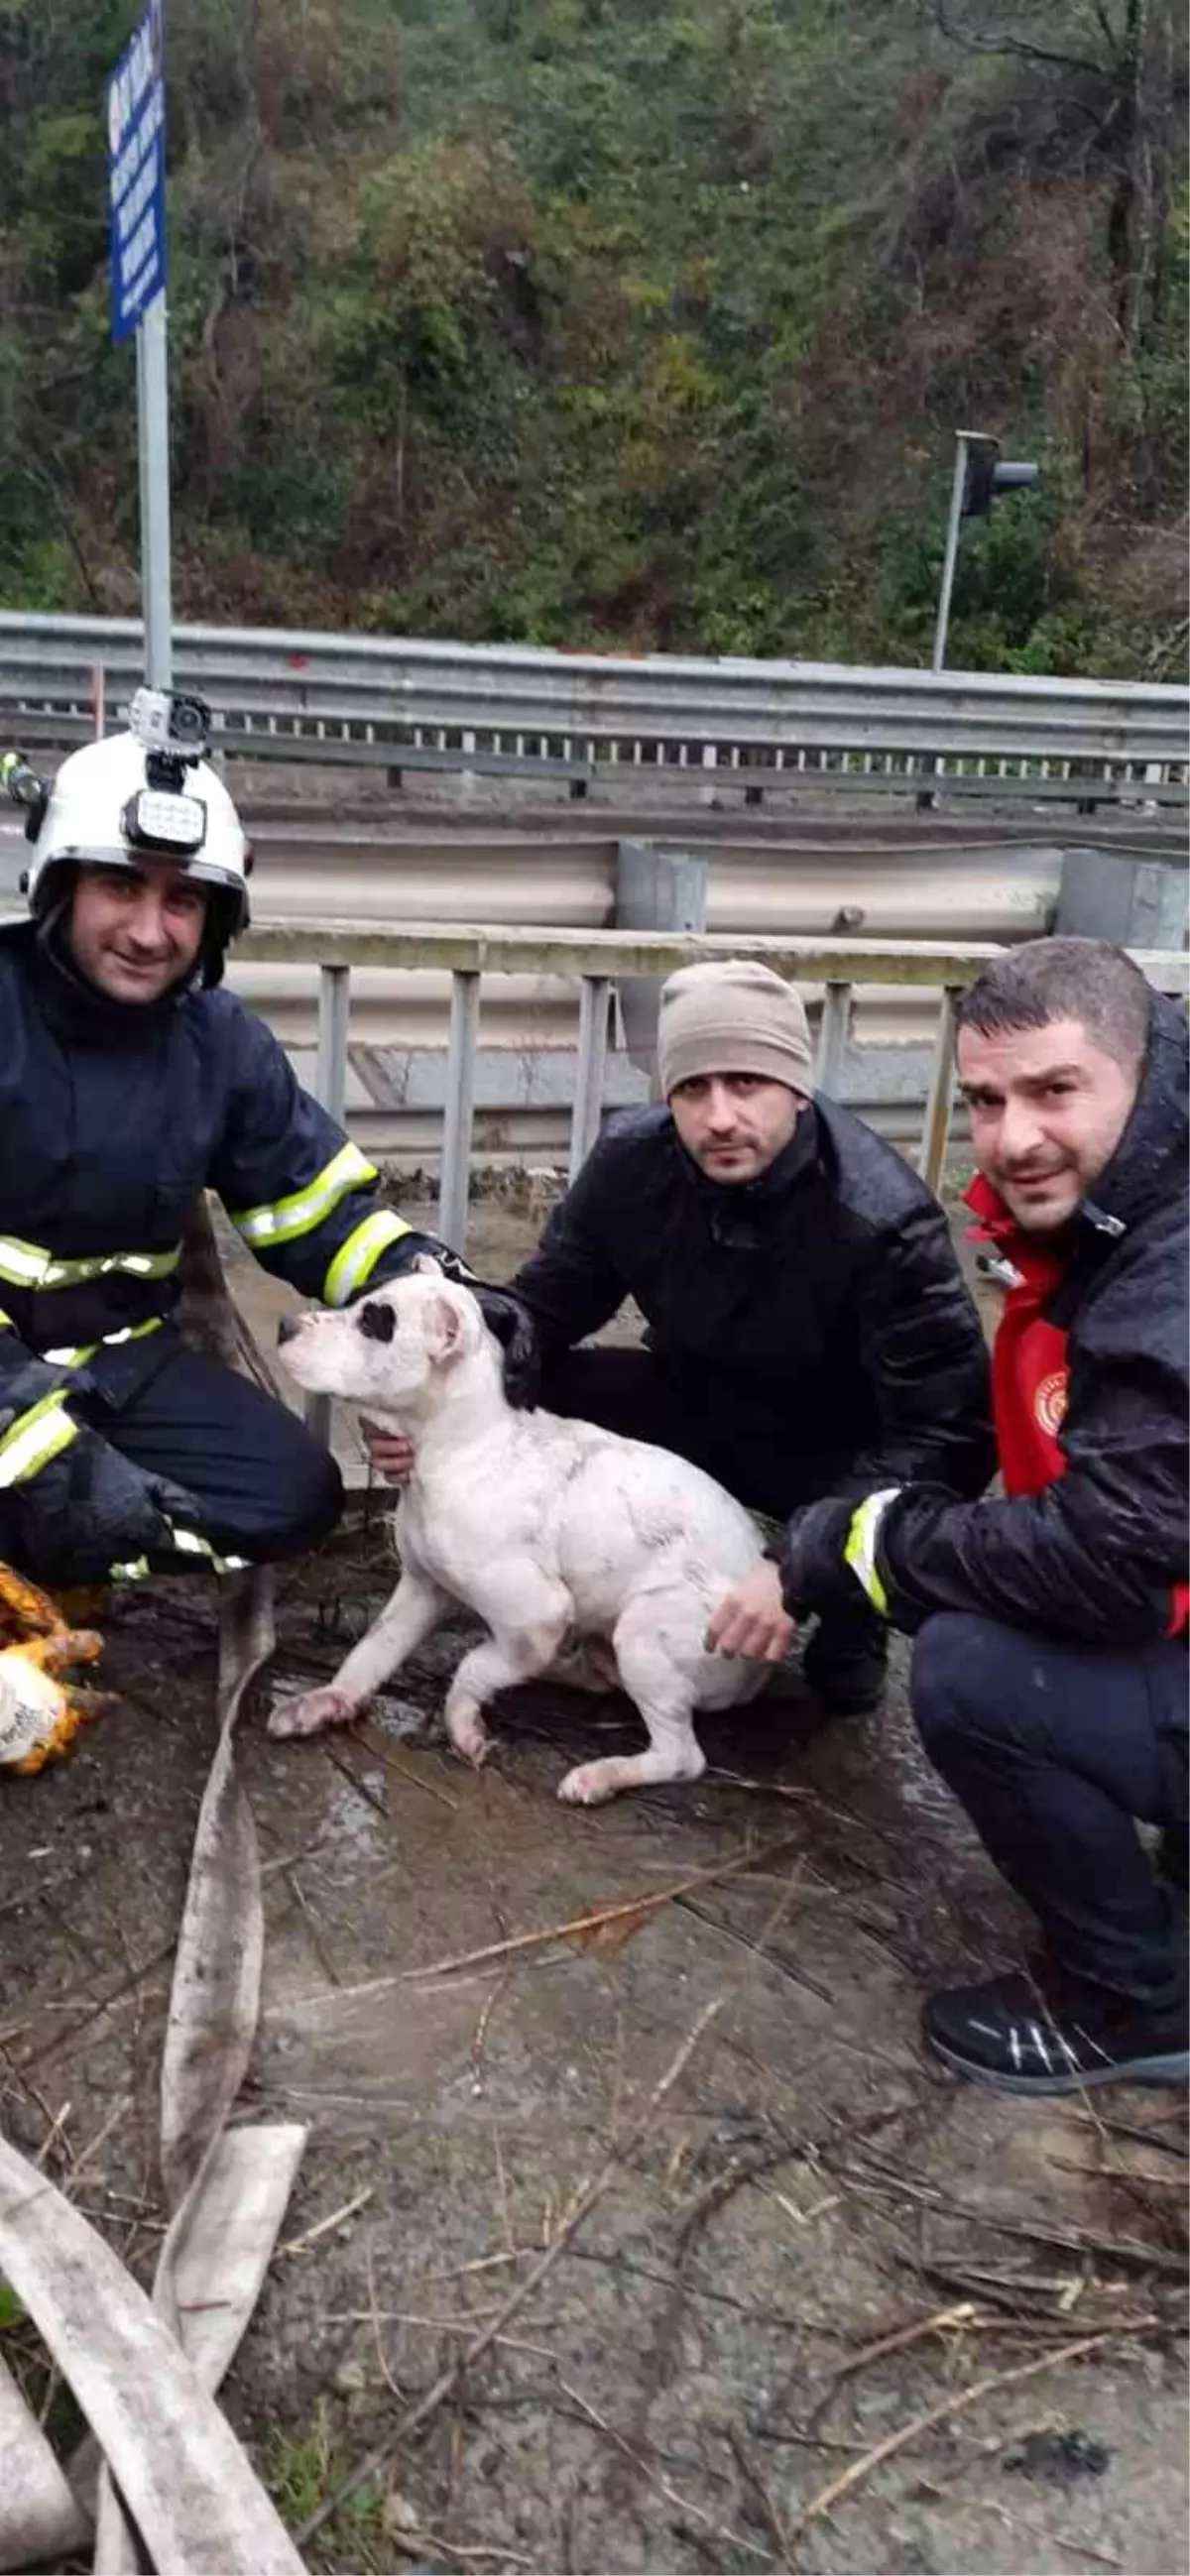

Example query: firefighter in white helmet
[0,692,536,1609]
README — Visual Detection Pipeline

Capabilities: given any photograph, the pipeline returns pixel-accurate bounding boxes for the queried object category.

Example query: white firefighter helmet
[24,729,251,966]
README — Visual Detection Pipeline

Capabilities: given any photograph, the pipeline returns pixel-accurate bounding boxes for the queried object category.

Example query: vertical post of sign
[136,297,173,689]
[108,0,172,689]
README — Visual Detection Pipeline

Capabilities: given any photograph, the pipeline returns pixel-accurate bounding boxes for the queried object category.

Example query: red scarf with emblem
[965,1173,1188,1634]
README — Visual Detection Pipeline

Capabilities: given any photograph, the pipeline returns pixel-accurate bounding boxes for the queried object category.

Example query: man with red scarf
[782,936,1188,2095]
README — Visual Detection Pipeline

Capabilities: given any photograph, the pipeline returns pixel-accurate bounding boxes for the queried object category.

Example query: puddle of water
[317,1770,390,1861]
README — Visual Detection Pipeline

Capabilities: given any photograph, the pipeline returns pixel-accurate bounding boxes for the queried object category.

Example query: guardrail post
[314,963,350,1123]
[814,982,853,1097]
[569,977,612,1182]
[615,840,709,1085]
[437,970,481,1252]
[1055,848,1188,951]
[306,964,351,1440]
[918,987,960,1194]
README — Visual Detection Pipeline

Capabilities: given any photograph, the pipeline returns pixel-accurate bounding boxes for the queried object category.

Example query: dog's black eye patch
[358,1299,396,1344]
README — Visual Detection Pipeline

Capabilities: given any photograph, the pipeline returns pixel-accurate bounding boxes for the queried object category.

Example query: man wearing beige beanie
[368,958,992,1705]
[500,956,994,1713]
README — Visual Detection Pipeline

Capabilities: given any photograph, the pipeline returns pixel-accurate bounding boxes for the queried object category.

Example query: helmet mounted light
[120,784,207,855]
[122,687,213,860]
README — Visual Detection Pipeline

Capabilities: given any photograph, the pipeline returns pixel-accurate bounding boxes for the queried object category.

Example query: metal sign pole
[136,293,174,690]
[109,0,171,689]
[931,430,971,676]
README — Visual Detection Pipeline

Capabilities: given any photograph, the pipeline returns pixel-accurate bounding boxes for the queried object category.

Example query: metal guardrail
[7,814,1181,1159]
[233,921,1190,1249]
[1,614,1186,799]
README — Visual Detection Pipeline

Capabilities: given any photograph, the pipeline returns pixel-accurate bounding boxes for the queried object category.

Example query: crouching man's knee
[282,1439,344,1557]
[910,1610,1018,1765]
[247,1422,344,1563]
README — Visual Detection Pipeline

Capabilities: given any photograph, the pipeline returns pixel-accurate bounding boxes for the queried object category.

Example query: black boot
[923,1969,1190,2095]
[802,1607,888,1716]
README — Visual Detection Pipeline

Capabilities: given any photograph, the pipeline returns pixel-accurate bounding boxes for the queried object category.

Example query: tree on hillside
[929,1,1182,359]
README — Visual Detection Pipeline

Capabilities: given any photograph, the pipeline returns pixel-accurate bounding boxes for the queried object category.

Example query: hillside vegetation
[1,0,1185,672]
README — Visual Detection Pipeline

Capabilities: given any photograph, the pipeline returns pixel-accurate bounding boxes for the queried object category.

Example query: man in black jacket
[783,938,1188,2094]
[508,957,994,1712]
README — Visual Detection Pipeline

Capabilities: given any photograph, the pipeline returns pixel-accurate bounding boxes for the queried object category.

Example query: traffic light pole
[932,430,976,675]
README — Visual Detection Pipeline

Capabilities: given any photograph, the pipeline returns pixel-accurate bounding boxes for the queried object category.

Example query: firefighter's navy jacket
[0,920,419,1479]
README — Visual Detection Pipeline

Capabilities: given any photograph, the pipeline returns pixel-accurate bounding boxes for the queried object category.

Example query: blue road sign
[108,0,166,344]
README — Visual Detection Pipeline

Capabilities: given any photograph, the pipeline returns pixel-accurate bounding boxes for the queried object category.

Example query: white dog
[270,1271,769,1804]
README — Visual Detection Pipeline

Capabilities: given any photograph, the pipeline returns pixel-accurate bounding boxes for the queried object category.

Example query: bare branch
[930,1,1109,80]
[1080,0,1124,56]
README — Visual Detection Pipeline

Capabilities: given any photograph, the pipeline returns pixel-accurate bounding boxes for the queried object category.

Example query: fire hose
[0,1204,310,2573]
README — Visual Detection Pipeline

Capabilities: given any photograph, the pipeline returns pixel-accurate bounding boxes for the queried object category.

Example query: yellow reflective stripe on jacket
[0,1236,180,1293]
[0,1392,78,1489]
[323,1210,414,1308]
[229,1143,378,1253]
[171,1529,251,1573]
[0,1309,11,1331]
[842,1488,900,1619]
[42,1317,167,1368]
[109,1532,251,1583]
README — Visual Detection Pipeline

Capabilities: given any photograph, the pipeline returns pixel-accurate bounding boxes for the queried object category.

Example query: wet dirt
[0,1210,1185,2574]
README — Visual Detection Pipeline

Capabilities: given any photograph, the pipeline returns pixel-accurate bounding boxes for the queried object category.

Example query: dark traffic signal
[962,437,1040,519]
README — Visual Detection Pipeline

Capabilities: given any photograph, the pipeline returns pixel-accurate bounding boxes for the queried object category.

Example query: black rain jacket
[513,1095,994,1500]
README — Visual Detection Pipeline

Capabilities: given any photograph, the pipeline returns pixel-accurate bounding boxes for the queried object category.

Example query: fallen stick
[843,2162,1188,2279]
[784,2318,1161,2552]
[280,2185,375,2258]
[351,1719,460,1811]
[1067,2110,1188,2164]
[674,2090,914,2241]
[296,1995,725,2547]
[725,2418,791,2563]
[400,1834,799,1980]
[806,2300,981,2421]
[560,2377,770,2562]
[939,2202,1187,2281]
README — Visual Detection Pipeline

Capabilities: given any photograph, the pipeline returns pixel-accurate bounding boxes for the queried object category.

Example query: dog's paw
[444,1710,491,1769]
[269,1685,356,1740]
[557,1759,621,1807]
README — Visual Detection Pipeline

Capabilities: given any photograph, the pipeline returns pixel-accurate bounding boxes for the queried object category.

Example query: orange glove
[0,1565,110,1775]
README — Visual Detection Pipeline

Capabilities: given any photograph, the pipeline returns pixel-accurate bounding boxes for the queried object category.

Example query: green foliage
[0,0,1185,669]
[261,2405,388,2567]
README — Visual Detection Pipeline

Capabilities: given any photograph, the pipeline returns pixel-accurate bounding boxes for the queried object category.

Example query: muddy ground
[0,1206,1186,2576]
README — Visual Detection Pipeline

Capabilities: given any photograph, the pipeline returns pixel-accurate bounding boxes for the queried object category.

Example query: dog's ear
[412,1251,444,1278]
[421,1291,467,1365]
[357,1298,396,1344]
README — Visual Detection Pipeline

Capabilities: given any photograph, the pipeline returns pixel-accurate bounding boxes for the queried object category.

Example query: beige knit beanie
[656,959,813,1100]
